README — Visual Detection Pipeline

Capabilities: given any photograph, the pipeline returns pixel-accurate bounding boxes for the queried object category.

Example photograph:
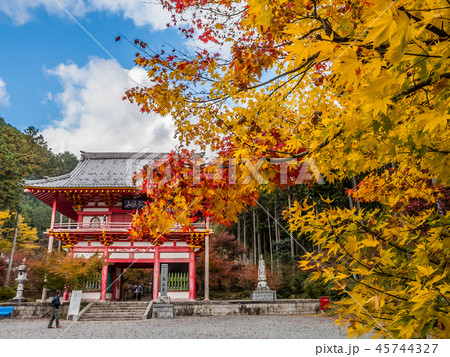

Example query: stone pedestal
[152,304,174,318]
[152,296,174,318]
[251,289,277,301]
[9,296,28,302]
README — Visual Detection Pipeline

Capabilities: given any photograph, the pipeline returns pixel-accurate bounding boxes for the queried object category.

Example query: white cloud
[0,0,86,26]
[90,0,171,29]
[42,57,177,155]
[0,0,171,30]
[0,78,10,106]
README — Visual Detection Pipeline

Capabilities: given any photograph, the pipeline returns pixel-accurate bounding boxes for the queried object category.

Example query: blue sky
[0,1,196,155]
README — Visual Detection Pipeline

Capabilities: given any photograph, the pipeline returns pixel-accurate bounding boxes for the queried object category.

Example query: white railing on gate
[50,221,207,232]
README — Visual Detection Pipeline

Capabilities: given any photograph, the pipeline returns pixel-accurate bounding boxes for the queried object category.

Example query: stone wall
[1,300,319,319]
[173,299,320,316]
[0,302,84,319]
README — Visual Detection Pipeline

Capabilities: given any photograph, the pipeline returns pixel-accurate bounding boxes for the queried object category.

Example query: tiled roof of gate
[23,151,171,188]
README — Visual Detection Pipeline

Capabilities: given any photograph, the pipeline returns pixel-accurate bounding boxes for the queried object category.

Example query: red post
[320,296,330,310]
[48,193,58,253]
[77,211,82,228]
[50,193,58,229]
[189,249,196,300]
[100,264,108,301]
[63,286,70,301]
[152,247,160,301]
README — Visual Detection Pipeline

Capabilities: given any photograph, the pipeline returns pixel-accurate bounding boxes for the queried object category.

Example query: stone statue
[257,255,268,289]
[251,255,276,300]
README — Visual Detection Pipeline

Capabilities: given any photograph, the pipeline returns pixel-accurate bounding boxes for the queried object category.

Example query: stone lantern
[10,258,28,302]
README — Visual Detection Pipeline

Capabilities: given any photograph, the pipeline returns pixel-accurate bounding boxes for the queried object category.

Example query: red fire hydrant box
[320,296,330,310]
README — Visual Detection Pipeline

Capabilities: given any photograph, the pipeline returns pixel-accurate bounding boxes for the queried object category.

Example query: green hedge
[0,286,16,301]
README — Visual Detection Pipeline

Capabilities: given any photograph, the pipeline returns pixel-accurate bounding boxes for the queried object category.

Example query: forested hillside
[0,117,78,243]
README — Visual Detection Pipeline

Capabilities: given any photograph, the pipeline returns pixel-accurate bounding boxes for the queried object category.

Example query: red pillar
[189,249,196,300]
[48,193,58,253]
[50,193,58,229]
[152,247,160,301]
[100,264,108,301]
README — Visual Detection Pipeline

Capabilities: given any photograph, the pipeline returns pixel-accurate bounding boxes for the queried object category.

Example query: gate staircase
[79,301,150,321]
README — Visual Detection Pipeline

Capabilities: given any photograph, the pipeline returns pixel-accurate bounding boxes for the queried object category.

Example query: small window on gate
[89,216,100,227]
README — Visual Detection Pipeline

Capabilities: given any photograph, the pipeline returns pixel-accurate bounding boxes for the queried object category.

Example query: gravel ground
[0,315,350,339]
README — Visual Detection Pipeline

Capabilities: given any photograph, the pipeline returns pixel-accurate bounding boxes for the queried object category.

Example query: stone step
[84,309,144,313]
[84,310,145,314]
[93,303,148,306]
[90,306,147,309]
[92,304,148,309]
[94,300,148,303]
[86,310,146,314]
[81,317,142,321]
[89,307,146,311]
[95,301,150,306]
[83,313,143,319]
[83,317,143,320]
[89,306,147,309]
[83,314,144,319]
[79,301,150,321]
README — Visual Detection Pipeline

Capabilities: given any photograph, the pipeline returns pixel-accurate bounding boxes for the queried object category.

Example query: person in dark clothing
[137,284,143,300]
[48,290,62,328]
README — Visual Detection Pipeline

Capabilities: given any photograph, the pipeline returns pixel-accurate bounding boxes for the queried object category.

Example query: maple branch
[392,72,450,101]
[325,214,377,273]
[195,5,246,18]
[246,53,319,91]
[425,147,450,154]
[297,27,322,41]
[294,128,344,158]
[312,8,352,43]
[325,214,411,284]
[404,53,443,58]
[267,127,344,161]
[405,6,450,11]
[361,313,394,321]
[354,279,408,301]
[399,7,450,38]
[282,66,312,100]
[267,63,312,100]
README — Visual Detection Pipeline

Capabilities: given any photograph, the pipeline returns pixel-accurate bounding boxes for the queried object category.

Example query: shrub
[292,272,309,295]
[0,286,16,301]
[304,275,342,300]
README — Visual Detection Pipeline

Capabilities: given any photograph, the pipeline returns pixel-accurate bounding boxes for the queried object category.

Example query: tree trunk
[243,215,247,264]
[274,199,280,273]
[288,194,294,259]
[257,214,262,258]
[352,176,361,214]
[204,234,210,300]
[237,218,241,263]
[252,210,257,264]
[268,212,273,273]
[5,213,20,286]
